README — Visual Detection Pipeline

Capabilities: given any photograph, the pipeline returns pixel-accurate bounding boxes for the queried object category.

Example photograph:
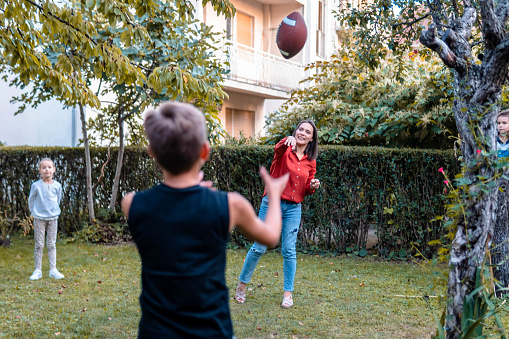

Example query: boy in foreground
[121,101,289,338]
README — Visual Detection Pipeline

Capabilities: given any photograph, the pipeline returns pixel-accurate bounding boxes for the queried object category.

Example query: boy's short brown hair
[498,109,509,120]
[144,102,207,175]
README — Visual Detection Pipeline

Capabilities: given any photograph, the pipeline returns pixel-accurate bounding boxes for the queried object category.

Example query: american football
[276,11,307,59]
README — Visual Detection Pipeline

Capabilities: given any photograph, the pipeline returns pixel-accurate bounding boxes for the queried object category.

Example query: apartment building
[196,0,339,138]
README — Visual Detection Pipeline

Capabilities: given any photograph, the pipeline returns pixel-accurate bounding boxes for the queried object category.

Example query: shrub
[71,209,131,244]
[0,145,459,257]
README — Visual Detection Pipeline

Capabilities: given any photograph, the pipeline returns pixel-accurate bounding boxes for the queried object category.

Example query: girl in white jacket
[28,158,64,280]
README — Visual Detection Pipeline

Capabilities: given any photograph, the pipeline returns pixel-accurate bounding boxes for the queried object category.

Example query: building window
[316,0,325,57]
[236,12,253,47]
[225,108,254,138]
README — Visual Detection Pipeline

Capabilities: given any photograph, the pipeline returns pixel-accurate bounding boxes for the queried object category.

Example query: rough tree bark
[79,103,96,222]
[494,180,509,295]
[419,1,509,337]
[108,104,138,210]
[108,109,125,210]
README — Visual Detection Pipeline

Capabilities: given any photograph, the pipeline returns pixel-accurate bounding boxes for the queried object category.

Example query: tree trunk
[79,103,95,221]
[109,116,124,210]
[444,69,500,339]
[493,179,509,296]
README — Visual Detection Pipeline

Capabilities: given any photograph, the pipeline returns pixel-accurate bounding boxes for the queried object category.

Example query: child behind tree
[497,110,509,158]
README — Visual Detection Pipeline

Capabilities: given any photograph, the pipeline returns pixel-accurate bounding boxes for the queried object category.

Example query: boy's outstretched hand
[260,166,289,199]
[198,171,216,190]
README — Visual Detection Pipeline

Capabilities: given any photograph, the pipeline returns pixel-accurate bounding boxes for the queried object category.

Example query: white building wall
[0,81,81,147]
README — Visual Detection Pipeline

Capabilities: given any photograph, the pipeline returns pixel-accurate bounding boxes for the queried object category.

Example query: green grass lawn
[0,237,507,338]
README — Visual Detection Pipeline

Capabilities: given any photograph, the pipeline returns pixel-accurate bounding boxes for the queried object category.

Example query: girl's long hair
[293,120,318,160]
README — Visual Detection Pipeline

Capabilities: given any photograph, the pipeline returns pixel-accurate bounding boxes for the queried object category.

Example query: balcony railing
[224,42,304,93]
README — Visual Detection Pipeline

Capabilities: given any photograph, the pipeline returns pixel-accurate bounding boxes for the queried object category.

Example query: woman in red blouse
[235,120,321,309]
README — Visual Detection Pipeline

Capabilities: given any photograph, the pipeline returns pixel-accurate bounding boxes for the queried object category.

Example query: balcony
[224,42,304,94]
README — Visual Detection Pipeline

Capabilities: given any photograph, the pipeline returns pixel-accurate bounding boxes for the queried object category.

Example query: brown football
[276,12,308,59]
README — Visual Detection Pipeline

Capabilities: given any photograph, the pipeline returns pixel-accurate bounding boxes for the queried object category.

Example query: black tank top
[128,184,232,338]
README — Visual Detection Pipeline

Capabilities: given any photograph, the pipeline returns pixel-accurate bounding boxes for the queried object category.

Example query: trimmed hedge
[0,145,459,257]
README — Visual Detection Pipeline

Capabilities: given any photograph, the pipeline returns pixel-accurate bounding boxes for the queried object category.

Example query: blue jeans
[238,195,302,292]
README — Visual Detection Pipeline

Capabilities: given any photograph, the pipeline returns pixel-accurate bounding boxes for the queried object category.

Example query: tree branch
[451,0,460,17]
[23,0,151,72]
[479,0,504,49]
[493,35,509,61]
[22,0,98,45]
[470,37,509,105]
[496,0,509,24]
[392,13,431,29]
[471,40,485,47]
[120,93,142,121]
[427,0,445,32]
[420,23,464,70]
[457,6,477,41]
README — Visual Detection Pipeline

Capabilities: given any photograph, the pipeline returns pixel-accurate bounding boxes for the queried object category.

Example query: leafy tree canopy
[2,0,234,124]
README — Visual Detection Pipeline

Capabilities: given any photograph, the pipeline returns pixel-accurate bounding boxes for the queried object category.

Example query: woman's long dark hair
[292,120,318,160]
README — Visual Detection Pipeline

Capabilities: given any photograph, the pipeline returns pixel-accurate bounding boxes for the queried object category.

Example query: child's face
[39,161,55,180]
[498,116,509,135]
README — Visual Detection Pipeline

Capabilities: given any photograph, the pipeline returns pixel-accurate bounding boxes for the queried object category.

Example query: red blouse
[265,137,316,203]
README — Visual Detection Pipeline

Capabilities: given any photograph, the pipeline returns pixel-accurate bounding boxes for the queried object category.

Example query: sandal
[281,294,293,309]
[235,283,246,304]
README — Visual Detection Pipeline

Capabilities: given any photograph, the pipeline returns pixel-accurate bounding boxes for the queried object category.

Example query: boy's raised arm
[121,192,135,219]
[228,167,289,247]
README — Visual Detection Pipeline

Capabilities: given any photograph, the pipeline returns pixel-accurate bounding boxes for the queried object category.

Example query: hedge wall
[0,145,460,257]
